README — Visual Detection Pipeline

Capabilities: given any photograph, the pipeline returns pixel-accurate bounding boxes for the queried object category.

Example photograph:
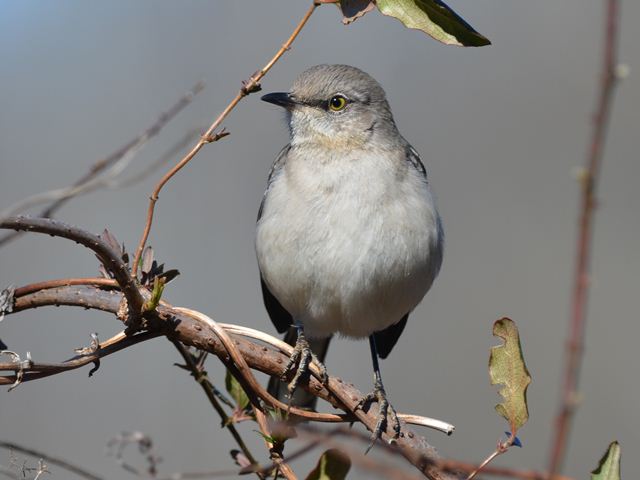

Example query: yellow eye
[328,95,348,111]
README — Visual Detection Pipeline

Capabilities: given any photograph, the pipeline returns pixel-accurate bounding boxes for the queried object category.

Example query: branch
[439,459,575,480]
[171,341,264,478]
[131,1,323,275]
[0,217,144,325]
[0,329,160,385]
[0,441,103,480]
[0,83,204,248]
[7,284,458,480]
[547,0,622,474]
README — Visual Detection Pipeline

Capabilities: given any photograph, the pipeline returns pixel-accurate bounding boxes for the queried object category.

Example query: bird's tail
[267,327,331,411]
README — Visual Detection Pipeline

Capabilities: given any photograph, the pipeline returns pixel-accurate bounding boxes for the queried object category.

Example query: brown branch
[171,340,264,479]
[254,408,297,480]
[7,284,457,480]
[0,83,204,248]
[294,426,425,480]
[438,460,574,480]
[0,329,160,385]
[0,217,144,325]
[131,1,322,275]
[547,0,622,475]
[14,277,117,297]
[0,441,103,480]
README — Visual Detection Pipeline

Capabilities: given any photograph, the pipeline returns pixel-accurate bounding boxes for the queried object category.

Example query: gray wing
[258,144,293,333]
[372,146,430,359]
[257,144,290,222]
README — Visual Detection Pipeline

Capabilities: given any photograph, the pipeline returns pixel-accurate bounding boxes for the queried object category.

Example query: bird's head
[261,64,399,150]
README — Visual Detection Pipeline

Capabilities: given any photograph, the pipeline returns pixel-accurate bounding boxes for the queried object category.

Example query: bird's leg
[282,324,328,400]
[357,335,401,452]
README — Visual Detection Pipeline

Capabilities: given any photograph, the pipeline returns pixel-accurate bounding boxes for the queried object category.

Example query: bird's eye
[328,95,348,112]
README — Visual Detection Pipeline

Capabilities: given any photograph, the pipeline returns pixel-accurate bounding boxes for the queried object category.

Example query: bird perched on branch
[256,64,443,445]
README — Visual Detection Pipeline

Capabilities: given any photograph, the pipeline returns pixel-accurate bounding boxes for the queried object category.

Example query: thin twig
[0,442,103,480]
[112,129,201,189]
[0,330,160,385]
[0,465,18,480]
[0,83,204,248]
[14,277,118,297]
[254,408,297,480]
[0,217,144,325]
[439,459,575,480]
[547,0,622,475]
[171,340,264,479]
[131,1,323,275]
[465,435,516,480]
[293,426,425,480]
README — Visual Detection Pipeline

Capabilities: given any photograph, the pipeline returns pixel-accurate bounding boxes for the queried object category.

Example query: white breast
[256,147,443,339]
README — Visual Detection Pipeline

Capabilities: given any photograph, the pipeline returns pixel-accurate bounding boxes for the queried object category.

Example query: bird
[255,64,444,444]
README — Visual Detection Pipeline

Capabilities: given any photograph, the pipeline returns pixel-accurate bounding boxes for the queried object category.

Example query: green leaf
[225,369,250,411]
[591,442,621,480]
[489,317,531,433]
[142,277,165,312]
[376,0,490,47]
[305,449,351,480]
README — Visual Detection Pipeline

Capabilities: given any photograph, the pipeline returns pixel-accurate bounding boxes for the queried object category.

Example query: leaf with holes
[338,0,376,24]
[591,442,621,480]
[376,0,490,46]
[489,318,531,433]
[305,449,351,480]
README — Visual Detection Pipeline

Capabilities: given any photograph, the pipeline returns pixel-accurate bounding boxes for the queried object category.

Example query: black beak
[261,92,297,108]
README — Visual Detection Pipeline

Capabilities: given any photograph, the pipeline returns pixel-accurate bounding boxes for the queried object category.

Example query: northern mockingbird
[256,64,444,443]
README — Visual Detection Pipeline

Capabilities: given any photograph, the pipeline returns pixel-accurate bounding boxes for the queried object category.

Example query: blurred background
[1,0,638,478]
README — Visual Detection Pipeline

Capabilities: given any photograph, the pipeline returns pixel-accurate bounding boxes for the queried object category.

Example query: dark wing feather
[373,314,409,359]
[260,277,292,333]
[406,145,427,178]
[257,144,290,221]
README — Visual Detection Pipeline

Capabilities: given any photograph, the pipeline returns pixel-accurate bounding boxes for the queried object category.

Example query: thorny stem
[131,1,323,275]
[0,441,103,480]
[171,340,264,479]
[547,0,621,475]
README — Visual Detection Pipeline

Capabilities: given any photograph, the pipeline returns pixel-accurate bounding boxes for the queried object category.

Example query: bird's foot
[356,378,401,452]
[282,332,328,402]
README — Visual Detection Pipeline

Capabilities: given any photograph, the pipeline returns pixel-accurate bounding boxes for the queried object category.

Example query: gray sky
[1,1,639,478]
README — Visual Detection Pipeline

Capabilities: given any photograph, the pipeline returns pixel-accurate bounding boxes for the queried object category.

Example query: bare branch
[0,217,144,325]
[548,0,623,474]
[171,340,264,478]
[253,408,297,480]
[0,83,204,248]
[0,328,160,385]
[0,442,102,480]
[7,284,457,480]
[131,1,322,275]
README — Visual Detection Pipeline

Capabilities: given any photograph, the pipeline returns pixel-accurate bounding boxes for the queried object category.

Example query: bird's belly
[256,182,441,339]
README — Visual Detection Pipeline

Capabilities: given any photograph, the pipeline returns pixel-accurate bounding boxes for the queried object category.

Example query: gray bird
[256,64,444,443]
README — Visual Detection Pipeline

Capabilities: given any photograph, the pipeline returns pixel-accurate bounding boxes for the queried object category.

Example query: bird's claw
[356,380,401,452]
[281,333,328,402]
